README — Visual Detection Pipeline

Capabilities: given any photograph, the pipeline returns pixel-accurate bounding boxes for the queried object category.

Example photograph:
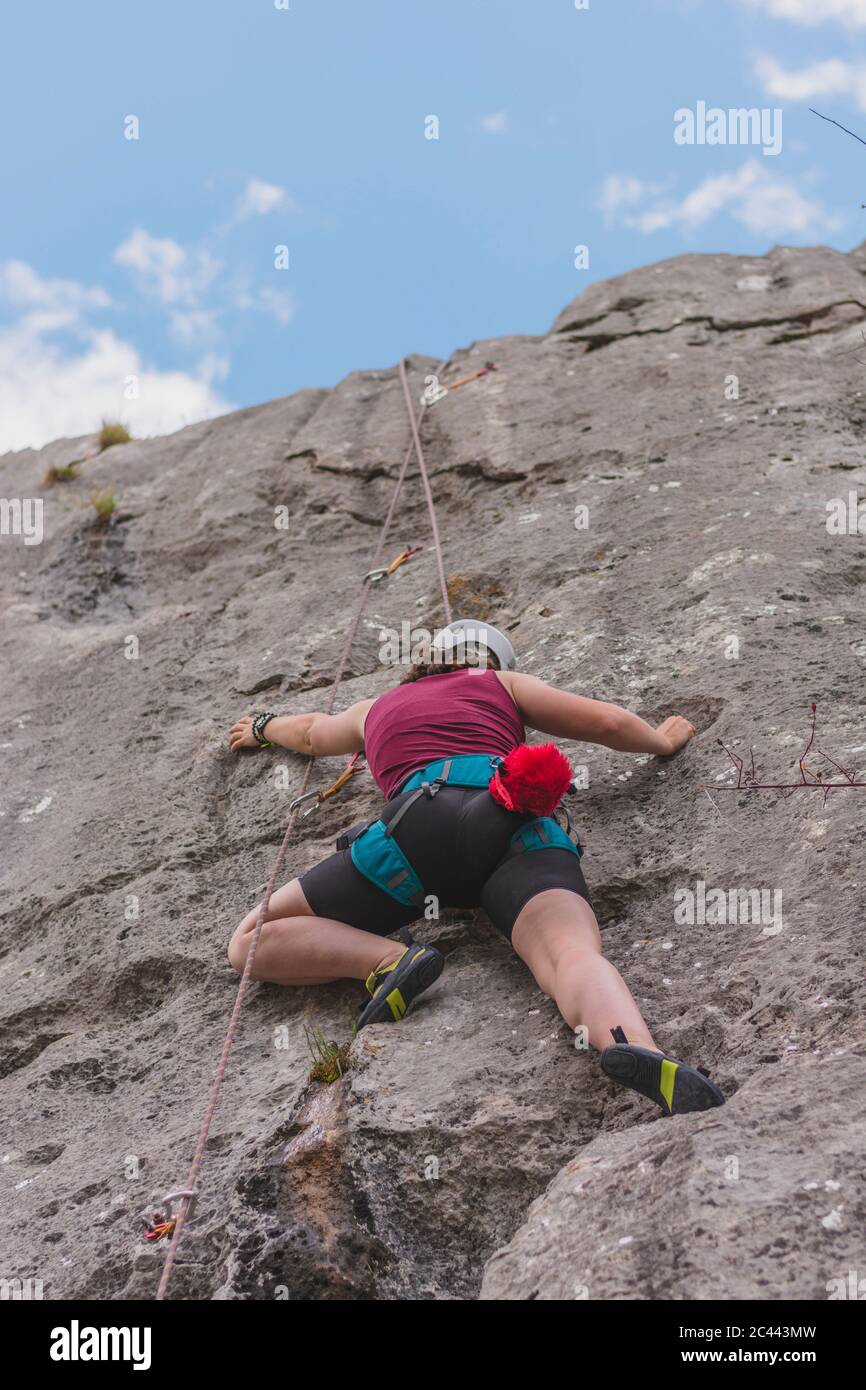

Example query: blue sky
[2,0,866,452]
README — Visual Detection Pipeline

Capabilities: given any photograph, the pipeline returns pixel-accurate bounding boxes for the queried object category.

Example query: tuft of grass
[90,490,117,525]
[303,1022,351,1084]
[43,462,80,486]
[98,419,131,451]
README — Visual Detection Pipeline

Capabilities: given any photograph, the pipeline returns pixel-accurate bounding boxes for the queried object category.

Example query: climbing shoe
[600,1026,726,1116]
[357,942,444,1029]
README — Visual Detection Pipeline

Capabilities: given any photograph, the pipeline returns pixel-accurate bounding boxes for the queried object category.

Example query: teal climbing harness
[400,752,501,793]
[347,753,581,908]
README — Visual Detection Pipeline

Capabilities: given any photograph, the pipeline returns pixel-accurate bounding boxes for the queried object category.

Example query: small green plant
[303,1022,351,1084]
[90,490,117,525]
[98,419,131,451]
[43,462,80,486]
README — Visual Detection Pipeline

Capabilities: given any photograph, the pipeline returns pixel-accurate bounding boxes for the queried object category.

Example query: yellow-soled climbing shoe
[600,1026,726,1116]
[357,943,444,1029]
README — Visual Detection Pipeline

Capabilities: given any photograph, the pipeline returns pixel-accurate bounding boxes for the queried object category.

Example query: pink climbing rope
[398,358,453,626]
[155,358,451,1299]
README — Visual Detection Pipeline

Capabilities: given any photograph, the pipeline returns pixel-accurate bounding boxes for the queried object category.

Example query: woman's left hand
[229,716,259,751]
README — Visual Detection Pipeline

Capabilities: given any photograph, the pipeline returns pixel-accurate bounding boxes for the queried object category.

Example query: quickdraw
[365,544,424,584]
[420,362,499,409]
[143,1189,198,1242]
[289,752,365,818]
[144,1216,175,1242]
[320,752,364,801]
[447,361,498,391]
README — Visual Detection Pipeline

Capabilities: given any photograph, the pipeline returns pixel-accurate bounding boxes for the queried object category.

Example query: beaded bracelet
[252,712,279,748]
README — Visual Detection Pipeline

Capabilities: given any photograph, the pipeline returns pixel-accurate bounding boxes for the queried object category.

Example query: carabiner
[365,546,423,585]
[162,1188,198,1220]
[289,789,322,817]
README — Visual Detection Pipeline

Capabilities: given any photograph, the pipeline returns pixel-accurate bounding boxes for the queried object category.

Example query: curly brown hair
[398,656,499,684]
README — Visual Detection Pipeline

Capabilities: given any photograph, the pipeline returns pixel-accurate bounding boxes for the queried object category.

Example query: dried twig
[704,704,866,807]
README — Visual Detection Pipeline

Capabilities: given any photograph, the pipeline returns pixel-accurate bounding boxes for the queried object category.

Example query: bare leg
[227,878,404,986]
[511,889,659,1052]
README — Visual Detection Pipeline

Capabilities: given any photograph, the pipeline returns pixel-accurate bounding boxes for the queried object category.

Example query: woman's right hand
[229,715,259,752]
[655,714,696,756]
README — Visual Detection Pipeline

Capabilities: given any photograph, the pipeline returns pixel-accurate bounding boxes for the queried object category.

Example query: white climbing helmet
[430,618,516,671]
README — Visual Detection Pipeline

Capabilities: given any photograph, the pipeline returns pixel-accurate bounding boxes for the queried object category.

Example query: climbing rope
[398,358,452,626]
[155,358,451,1299]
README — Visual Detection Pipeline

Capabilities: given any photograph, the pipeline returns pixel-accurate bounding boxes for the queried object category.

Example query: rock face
[2,241,865,1301]
[482,1053,866,1301]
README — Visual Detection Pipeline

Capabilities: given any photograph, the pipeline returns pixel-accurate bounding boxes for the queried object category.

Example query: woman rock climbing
[228,620,725,1117]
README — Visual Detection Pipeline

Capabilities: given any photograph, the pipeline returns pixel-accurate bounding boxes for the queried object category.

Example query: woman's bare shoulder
[357,694,380,740]
[494,668,522,708]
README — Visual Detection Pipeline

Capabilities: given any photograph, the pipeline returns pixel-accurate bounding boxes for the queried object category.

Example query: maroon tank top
[363,668,525,800]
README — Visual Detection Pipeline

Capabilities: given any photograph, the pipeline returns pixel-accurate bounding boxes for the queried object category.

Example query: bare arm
[505,672,694,756]
[228,699,373,756]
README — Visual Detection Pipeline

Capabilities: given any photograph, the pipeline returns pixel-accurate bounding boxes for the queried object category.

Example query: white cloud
[253,286,296,325]
[754,54,866,108]
[746,0,866,26]
[481,111,508,134]
[114,229,185,300]
[598,174,672,217]
[600,160,842,237]
[235,177,289,220]
[598,174,645,214]
[233,284,297,326]
[0,260,232,454]
[168,308,222,346]
[114,229,221,306]
[2,171,298,452]
[0,260,110,311]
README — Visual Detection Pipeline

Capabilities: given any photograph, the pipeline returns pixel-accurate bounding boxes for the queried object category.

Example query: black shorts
[298,785,592,942]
